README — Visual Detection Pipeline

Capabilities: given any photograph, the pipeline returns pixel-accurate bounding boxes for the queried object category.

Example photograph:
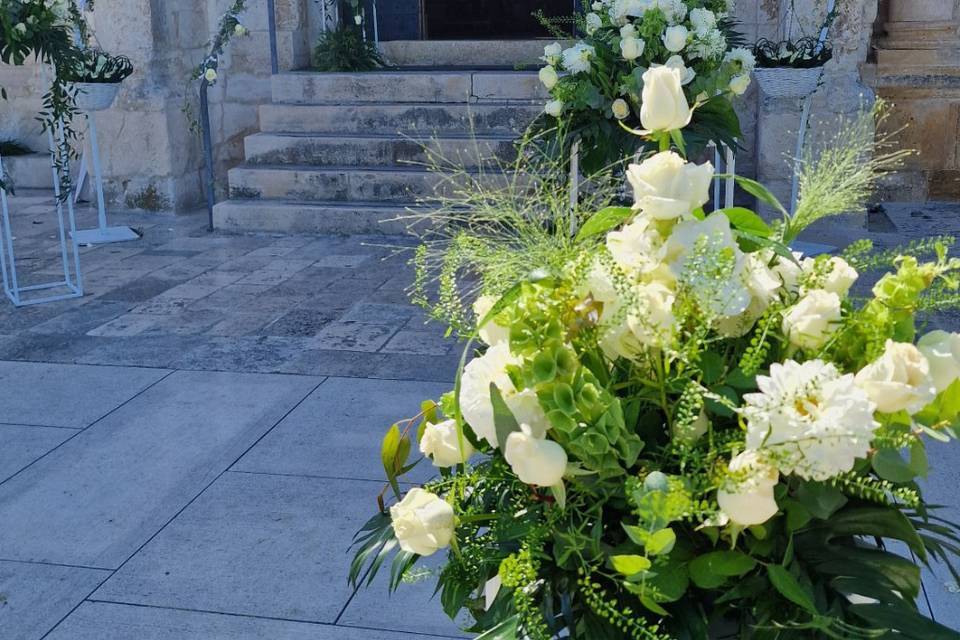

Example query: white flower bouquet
[533,0,753,173]
[350,101,960,638]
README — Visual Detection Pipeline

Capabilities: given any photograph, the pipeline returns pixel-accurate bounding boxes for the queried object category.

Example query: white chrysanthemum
[689,28,727,61]
[689,7,716,35]
[724,46,756,73]
[742,359,880,481]
[656,0,687,24]
[459,344,549,447]
[561,43,596,74]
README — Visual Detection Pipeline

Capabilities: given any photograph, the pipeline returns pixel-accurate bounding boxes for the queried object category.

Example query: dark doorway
[423,0,574,39]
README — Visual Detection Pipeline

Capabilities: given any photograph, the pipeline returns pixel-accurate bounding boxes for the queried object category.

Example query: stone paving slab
[47,602,460,639]
[0,424,76,482]
[93,472,376,624]
[0,361,167,428]
[234,377,449,482]
[920,443,960,629]
[0,560,111,640]
[0,370,319,568]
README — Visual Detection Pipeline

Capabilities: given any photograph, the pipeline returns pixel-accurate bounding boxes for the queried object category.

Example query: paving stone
[140,310,226,336]
[341,302,416,327]
[235,377,447,482]
[312,254,371,268]
[174,336,315,373]
[99,277,181,303]
[261,308,338,337]
[187,270,247,287]
[93,472,375,623]
[75,335,210,369]
[0,424,76,482]
[920,443,960,629]
[311,322,396,352]
[0,331,100,363]
[86,313,163,337]
[0,561,111,640]
[207,312,280,337]
[382,329,454,356]
[374,352,462,383]
[46,601,455,640]
[0,361,166,428]
[0,370,319,568]
[274,348,387,378]
[27,300,131,336]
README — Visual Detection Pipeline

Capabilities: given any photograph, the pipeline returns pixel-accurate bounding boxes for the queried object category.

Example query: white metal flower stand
[0,122,84,307]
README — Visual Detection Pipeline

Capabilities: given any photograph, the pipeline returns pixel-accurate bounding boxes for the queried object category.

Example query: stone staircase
[213,69,546,234]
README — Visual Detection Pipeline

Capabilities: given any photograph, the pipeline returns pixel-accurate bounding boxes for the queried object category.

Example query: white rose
[728,73,750,95]
[612,98,630,120]
[203,67,218,83]
[504,425,567,486]
[420,419,474,467]
[473,295,510,347]
[460,344,549,447]
[717,451,780,526]
[626,281,676,347]
[390,488,455,556]
[543,42,563,65]
[918,330,960,393]
[662,55,695,85]
[781,289,841,349]
[14,22,27,34]
[234,23,248,36]
[354,13,363,24]
[585,12,603,34]
[662,24,689,53]
[620,23,637,39]
[620,36,645,61]
[545,99,564,117]
[592,1,605,9]
[538,65,558,90]
[605,216,665,277]
[639,65,692,133]
[774,252,804,293]
[803,256,858,297]
[855,340,937,414]
[626,150,712,220]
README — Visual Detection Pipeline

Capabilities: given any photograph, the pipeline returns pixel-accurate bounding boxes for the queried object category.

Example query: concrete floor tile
[311,323,396,352]
[0,370,319,568]
[235,377,447,482]
[93,473,374,623]
[99,277,182,303]
[341,303,416,327]
[75,335,210,369]
[45,601,455,640]
[381,330,454,356]
[0,560,110,640]
[920,443,960,629]
[274,349,386,378]
[174,336,315,373]
[27,300,131,336]
[87,313,163,337]
[373,353,462,383]
[0,361,167,428]
[262,309,338,337]
[0,331,100,363]
[0,424,76,482]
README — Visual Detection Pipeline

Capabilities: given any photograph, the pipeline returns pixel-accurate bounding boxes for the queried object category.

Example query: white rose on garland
[742,359,879,481]
[545,99,564,117]
[562,43,595,74]
[504,425,567,486]
[420,419,474,468]
[728,73,750,95]
[855,340,937,414]
[538,65,558,90]
[918,330,960,393]
[473,295,510,347]
[585,12,603,34]
[662,24,689,53]
[611,98,631,120]
[390,488,455,556]
[800,256,859,297]
[781,289,841,349]
[717,450,780,526]
[620,36,645,61]
[605,215,666,277]
[626,281,676,348]
[542,42,562,65]
[625,150,712,220]
[459,344,549,447]
[662,55,696,85]
[639,66,693,133]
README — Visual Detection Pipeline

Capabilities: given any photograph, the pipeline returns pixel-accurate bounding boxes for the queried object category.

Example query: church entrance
[420,0,574,39]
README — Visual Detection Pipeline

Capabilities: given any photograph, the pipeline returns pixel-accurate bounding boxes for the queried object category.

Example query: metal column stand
[789,96,812,214]
[712,142,736,210]
[0,122,84,307]
[72,110,139,244]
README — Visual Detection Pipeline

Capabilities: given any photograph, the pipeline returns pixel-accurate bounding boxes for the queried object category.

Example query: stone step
[213,199,423,235]
[271,70,546,104]
[378,40,552,68]
[228,164,519,203]
[0,153,53,191]
[242,132,517,168]
[258,102,541,135]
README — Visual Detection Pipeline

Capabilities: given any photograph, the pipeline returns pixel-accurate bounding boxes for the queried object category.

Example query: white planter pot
[754,66,823,99]
[71,82,120,112]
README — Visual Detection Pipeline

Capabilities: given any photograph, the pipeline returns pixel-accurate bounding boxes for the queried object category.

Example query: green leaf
[639,592,670,616]
[719,207,772,238]
[909,440,929,478]
[475,614,520,639]
[611,554,652,576]
[689,550,756,589]
[489,383,520,449]
[767,564,817,614]
[784,499,812,532]
[872,448,916,483]
[623,523,647,547]
[575,206,634,243]
[794,481,848,519]
[849,603,960,640]
[669,127,686,157]
[819,507,926,560]
[719,174,787,217]
[646,528,677,556]
[381,423,403,499]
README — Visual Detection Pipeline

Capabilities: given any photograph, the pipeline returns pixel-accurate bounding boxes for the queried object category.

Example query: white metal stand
[712,143,736,210]
[71,111,138,244]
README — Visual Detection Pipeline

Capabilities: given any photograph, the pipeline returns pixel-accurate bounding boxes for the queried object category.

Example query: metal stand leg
[569,139,580,237]
[725,144,735,208]
[72,111,139,245]
[790,96,812,215]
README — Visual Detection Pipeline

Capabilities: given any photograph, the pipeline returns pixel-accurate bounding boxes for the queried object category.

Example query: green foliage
[62,48,133,83]
[313,25,383,72]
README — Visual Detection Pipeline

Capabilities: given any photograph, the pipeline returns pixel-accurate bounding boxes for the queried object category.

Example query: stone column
[866,0,960,200]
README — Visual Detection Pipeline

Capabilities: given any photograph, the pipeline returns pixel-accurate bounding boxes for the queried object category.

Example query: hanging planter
[751,35,832,99]
[64,50,134,112]
[753,65,823,99]
[71,81,120,111]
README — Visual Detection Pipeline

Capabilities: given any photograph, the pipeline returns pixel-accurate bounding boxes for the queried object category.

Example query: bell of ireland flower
[390,488,455,556]
[420,419,474,468]
[504,426,567,486]
[918,330,960,393]
[662,24,688,53]
[855,340,937,414]
[639,66,692,133]
[538,65,558,90]
[717,451,780,526]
